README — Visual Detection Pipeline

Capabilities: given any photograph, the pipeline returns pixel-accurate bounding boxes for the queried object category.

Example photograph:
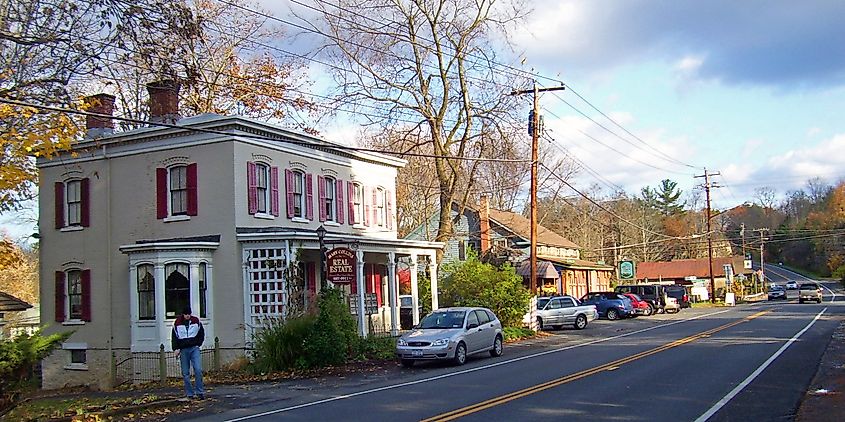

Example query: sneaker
[195,394,205,400]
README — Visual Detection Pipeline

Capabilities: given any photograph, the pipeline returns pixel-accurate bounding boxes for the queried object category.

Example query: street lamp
[316,225,327,289]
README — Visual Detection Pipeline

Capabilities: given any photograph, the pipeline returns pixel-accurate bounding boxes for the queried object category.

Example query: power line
[564,84,701,170]
[2,98,529,163]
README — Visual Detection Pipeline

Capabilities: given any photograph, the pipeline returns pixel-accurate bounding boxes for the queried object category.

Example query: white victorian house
[38,83,442,389]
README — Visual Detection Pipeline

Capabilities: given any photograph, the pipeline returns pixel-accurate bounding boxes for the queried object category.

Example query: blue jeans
[179,346,204,397]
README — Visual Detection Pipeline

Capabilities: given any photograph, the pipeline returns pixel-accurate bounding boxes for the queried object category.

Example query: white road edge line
[222,309,734,422]
[694,307,828,422]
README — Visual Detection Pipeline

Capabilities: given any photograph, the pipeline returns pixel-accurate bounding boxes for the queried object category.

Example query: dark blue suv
[579,292,635,320]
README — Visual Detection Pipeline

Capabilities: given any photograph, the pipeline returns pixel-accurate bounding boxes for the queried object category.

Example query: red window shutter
[336,179,344,224]
[347,182,355,225]
[285,169,294,219]
[364,186,371,226]
[54,182,65,229]
[55,271,65,322]
[350,272,357,294]
[81,269,92,322]
[386,189,393,230]
[306,262,316,293]
[305,173,314,220]
[317,176,326,222]
[186,163,198,216]
[270,166,280,217]
[247,162,257,215]
[80,178,90,227]
[156,168,167,219]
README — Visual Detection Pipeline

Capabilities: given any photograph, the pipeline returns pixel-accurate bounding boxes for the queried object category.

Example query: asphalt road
[181,284,844,422]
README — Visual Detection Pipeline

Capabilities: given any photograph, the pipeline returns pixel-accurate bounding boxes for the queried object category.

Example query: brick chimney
[83,93,115,138]
[146,80,180,125]
[479,195,491,254]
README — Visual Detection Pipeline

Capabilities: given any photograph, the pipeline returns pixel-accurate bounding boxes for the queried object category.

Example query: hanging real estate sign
[619,260,636,280]
[326,247,356,284]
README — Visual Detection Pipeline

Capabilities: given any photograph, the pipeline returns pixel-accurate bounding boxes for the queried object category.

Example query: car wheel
[607,309,619,320]
[489,335,503,357]
[453,342,467,366]
[668,308,679,314]
[818,299,822,303]
[401,359,414,368]
[799,299,804,304]
[644,305,654,316]
[574,314,588,330]
[536,317,544,331]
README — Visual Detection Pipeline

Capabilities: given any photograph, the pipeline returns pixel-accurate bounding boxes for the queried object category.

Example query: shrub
[352,336,396,361]
[303,288,359,368]
[441,252,531,327]
[252,315,316,372]
[502,327,535,342]
[0,329,71,412]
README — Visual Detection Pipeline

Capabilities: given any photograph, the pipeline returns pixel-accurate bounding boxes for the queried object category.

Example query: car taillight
[683,294,688,302]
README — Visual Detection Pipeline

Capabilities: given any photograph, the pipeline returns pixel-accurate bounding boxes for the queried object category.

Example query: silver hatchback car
[396,307,503,367]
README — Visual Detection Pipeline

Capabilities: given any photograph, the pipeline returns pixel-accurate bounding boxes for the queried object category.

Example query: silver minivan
[395,307,503,367]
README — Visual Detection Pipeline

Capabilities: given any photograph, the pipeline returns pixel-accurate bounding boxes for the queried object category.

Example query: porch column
[428,254,439,310]
[356,250,367,337]
[410,253,420,324]
[189,263,200,319]
[388,252,398,336]
[155,264,168,349]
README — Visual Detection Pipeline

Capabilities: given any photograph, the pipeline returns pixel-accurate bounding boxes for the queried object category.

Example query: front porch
[238,228,443,341]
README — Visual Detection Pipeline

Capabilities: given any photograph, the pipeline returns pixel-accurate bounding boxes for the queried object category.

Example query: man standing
[172,306,205,399]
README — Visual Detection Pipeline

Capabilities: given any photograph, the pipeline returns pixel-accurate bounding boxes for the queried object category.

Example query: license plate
[411,349,423,357]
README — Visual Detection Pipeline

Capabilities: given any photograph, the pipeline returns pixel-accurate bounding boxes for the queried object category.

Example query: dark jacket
[171,315,205,350]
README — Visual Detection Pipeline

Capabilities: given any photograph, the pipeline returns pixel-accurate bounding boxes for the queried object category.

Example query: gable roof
[0,292,32,312]
[486,208,581,249]
[636,257,741,280]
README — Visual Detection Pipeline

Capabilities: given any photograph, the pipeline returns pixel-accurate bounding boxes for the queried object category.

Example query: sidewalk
[797,319,845,421]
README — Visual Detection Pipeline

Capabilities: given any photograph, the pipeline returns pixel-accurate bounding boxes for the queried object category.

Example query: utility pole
[694,168,720,303]
[754,228,769,290]
[511,81,565,295]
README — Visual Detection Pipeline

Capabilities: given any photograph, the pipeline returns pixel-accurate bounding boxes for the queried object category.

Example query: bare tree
[303,0,530,248]
[753,186,777,210]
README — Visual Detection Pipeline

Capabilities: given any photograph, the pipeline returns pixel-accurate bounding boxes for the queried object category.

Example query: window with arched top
[164,263,190,317]
[137,264,155,320]
[199,262,208,318]
[376,187,386,227]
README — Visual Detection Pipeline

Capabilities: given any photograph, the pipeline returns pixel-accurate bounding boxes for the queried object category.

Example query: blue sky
[4,0,845,242]
[508,0,845,207]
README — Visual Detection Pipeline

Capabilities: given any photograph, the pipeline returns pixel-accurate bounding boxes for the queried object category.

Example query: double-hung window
[376,187,385,227]
[156,163,197,219]
[256,164,269,214]
[323,177,336,222]
[353,183,363,224]
[55,269,91,322]
[169,166,188,216]
[66,180,82,226]
[293,171,304,218]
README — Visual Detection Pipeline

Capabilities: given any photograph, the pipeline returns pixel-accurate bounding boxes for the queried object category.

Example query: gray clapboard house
[38,82,441,389]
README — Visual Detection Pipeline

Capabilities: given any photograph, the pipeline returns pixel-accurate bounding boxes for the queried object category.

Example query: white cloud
[675,55,705,74]
[807,127,821,137]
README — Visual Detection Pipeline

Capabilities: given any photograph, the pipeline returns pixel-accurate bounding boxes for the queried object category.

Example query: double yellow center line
[423,310,770,421]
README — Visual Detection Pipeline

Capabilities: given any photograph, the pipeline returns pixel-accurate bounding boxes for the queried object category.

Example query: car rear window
[799,284,819,290]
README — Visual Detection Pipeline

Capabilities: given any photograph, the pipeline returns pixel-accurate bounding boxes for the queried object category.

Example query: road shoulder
[797,319,845,422]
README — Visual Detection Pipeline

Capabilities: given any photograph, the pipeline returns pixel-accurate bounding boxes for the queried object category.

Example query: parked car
[614,284,666,314]
[768,285,787,300]
[621,293,651,316]
[785,281,799,290]
[396,307,503,367]
[580,292,635,320]
[663,296,681,313]
[664,285,690,309]
[798,283,822,304]
[524,296,598,330]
